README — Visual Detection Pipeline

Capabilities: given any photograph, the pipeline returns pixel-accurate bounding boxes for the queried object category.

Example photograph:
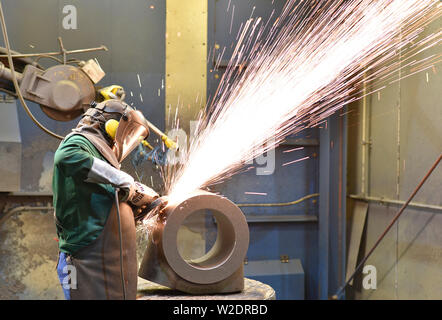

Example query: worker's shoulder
[60,134,95,150]
[54,134,97,160]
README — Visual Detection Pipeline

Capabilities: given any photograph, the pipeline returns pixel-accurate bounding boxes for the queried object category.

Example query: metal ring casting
[162,190,249,284]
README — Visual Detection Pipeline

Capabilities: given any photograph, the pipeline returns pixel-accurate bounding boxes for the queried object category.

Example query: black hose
[114,188,127,300]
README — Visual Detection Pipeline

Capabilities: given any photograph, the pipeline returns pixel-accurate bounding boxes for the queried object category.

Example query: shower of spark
[165,0,441,205]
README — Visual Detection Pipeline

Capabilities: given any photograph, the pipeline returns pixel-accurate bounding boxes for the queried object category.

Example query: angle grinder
[134,196,169,222]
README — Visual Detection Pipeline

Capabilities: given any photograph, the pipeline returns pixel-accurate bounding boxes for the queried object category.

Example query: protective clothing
[53,135,116,254]
[129,182,159,207]
[56,200,138,300]
[74,99,150,166]
[53,100,157,300]
[112,106,149,163]
[70,101,123,169]
[86,157,159,204]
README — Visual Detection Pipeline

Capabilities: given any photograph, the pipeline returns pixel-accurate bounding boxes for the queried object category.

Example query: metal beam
[245,215,318,223]
[165,0,207,134]
[318,123,330,299]
[349,194,442,212]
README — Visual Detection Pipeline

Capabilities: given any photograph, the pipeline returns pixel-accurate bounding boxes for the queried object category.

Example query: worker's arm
[85,157,133,192]
[87,158,159,205]
[54,140,98,181]
[55,140,158,204]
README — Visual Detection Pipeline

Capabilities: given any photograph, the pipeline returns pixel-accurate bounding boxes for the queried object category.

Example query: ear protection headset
[105,118,120,140]
[95,86,128,140]
[88,100,129,141]
[104,112,130,141]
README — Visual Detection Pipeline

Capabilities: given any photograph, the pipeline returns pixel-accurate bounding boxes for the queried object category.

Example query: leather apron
[68,201,138,300]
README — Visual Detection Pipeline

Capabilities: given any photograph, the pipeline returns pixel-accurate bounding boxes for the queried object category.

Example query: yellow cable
[236,193,319,207]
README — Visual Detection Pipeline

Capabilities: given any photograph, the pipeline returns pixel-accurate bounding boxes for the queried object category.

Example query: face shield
[113,107,149,163]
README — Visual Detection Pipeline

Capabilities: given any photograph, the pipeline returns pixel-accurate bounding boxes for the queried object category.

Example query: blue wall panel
[0,0,166,191]
[207,1,347,299]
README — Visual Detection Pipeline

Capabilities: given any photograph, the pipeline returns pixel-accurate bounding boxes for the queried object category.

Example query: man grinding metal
[52,86,160,300]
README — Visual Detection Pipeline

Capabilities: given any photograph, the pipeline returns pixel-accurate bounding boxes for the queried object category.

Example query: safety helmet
[90,99,150,162]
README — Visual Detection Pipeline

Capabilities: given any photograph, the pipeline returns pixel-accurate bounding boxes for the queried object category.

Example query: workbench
[136,277,276,300]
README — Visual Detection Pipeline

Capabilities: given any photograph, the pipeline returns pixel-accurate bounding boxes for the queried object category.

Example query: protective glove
[128,182,159,207]
[85,157,133,197]
[85,157,159,204]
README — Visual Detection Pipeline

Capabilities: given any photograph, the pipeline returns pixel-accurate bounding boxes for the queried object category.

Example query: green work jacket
[52,134,115,255]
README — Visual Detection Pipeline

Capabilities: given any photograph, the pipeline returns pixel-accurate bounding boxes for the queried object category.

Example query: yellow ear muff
[105,119,119,140]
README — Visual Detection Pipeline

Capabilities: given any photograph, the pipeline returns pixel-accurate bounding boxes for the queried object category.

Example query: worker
[53,95,159,300]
